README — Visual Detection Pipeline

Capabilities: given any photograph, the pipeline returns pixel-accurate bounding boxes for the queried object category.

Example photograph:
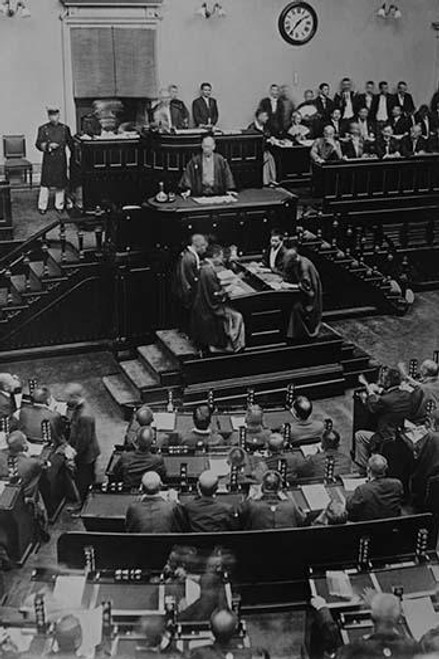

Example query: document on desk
[341,477,368,492]
[300,444,319,457]
[403,597,439,640]
[326,570,354,600]
[76,606,102,656]
[0,432,7,450]
[152,412,176,431]
[53,575,86,609]
[208,457,230,478]
[301,484,330,511]
[230,416,246,431]
[192,195,237,205]
[27,443,46,457]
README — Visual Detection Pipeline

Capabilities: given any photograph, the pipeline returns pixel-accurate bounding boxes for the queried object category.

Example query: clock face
[278,2,318,46]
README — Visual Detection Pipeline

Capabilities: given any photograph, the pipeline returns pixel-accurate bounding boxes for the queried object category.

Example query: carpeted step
[119,359,161,392]
[10,273,43,294]
[156,329,199,361]
[102,373,141,420]
[30,259,65,281]
[48,244,80,264]
[136,344,181,387]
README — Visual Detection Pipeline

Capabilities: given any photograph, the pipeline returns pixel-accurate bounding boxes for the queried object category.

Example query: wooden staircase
[103,325,379,419]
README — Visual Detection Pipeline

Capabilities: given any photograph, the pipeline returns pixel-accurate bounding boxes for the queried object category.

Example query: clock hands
[291,15,307,34]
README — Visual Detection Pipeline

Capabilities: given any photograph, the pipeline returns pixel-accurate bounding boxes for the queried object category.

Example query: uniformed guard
[35,105,73,214]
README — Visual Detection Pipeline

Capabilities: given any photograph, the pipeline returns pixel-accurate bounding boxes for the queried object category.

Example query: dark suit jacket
[18,403,64,443]
[297,447,353,480]
[389,115,410,136]
[182,495,238,532]
[333,91,359,118]
[262,245,287,274]
[0,391,15,419]
[315,95,335,120]
[170,98,189,129]
[68,402,100,465]
[337,632,420,659]
[181,429,223,450]
[289,417,325,445]
[258,96,286,136]
[341,138,367,159]
[174,248,200,309]
[366,386,424,442]
[370,93,395,121]
[238,493,306,530]
[113,450,166,489]
[125,495,184,533]
[357,92,376,112]
[346,477,403,521]
[328,119,349,138]
[192,96,219,127]
[374,136,401,158]
[0,449,43,500]
[392,92,415,116]
[400,135,429,157]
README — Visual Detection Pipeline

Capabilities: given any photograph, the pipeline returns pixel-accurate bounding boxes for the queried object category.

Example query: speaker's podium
[0,480,35,565]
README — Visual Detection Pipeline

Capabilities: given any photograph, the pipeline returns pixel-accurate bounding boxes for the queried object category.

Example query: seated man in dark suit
[262,228,287,275]
[392,80,415,117]
[182,470,238,532]
[255,432,306,484]
[410,409,439,510]
[289,395,324,445]
[310,125,343,164]
[389,104,410,138]
[181,405,223,450]
[346,455,403,521]
[179,136,235,197]
[374,124,401,159]
[355,367,424,471]
[400,123,429,157]
[297,428,353,479]
[125,471,183,533]
[0,372,20,423]
[192,82,219,128]
[341,122,369,159]
[124,404,154,449]
[18,386,64,443]
[113,427,166,488]
[238,470,306,530]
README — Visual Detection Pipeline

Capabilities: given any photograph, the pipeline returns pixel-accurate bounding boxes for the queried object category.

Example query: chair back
[3,135,26,159]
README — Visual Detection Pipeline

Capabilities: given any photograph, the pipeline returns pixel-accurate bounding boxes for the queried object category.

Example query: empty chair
[2,135,32,187]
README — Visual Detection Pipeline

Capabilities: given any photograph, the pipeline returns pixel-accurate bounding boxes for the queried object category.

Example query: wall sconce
[195,3,226,19]
[377,3,402,19]
[0,0,30,17]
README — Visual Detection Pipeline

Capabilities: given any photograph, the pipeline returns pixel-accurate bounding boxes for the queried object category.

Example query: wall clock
[278,2,318,46]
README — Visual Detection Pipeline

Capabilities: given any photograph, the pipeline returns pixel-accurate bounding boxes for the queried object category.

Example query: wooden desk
[228,262,300,346]
[0,482,35,565]
[312,155,439,213]
[0,179,12,241]
[145,187,297,256]
[271,144,311,184]
[72,132,264,212]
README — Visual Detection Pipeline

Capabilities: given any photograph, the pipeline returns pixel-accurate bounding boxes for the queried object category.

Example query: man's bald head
[7,431,27,455]
[135,405,154,427]
[421,359,439,379]
[141,471,162,494]
[137,427,155,452]
[55,615,83,653]
[190,234,208,256]
[371,593,401,627]
[262,470,282,493]
[268,433,284,453]
[32,387,51,406]
[368,454,388,479]
[227,447,246,468]
[198,470,219,496]
[210,609,238,644]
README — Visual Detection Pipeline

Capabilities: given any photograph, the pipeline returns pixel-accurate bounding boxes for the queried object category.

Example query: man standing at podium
[179,136,235,197]
[192,82,219,128]
[191,244,245,353]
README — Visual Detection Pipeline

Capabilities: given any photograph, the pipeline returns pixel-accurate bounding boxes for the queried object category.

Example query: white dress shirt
[269,245,282,270]
[343,93,354,119]
[270,97,278,113]
[376,95,389,122]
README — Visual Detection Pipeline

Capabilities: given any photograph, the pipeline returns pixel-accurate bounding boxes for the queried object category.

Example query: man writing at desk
[179,136,236,197]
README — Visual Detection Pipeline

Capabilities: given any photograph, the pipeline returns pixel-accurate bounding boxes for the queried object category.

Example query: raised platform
[103,324,378,419]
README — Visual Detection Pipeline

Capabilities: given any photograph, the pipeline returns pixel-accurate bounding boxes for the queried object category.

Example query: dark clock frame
[278,1,318,46]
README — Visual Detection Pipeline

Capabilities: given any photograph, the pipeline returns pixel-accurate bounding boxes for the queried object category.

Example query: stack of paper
[152,413,176,432]
[326,571,354,600]
[230,416,246,431]
[208,457,230,478]
[341,477,368,492]
[53,575,86,609]
[403,597,439,641]
[301,484,331,511]
[301,444,319,457]
[27,443,45,457]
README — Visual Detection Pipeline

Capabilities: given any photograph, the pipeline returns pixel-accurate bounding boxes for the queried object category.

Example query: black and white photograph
[0,0,439,656]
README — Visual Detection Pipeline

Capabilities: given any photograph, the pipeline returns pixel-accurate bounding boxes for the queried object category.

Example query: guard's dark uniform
[35,120,73,211]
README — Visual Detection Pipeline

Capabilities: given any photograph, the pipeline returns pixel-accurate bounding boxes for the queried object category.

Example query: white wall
[1,0,438,163]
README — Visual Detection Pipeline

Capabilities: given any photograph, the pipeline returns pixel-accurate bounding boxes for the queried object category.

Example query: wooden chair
[2,135,32,187]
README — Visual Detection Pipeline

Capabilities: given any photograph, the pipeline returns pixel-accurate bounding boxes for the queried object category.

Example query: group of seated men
[0,373,101,548]
[173,230,323,353]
